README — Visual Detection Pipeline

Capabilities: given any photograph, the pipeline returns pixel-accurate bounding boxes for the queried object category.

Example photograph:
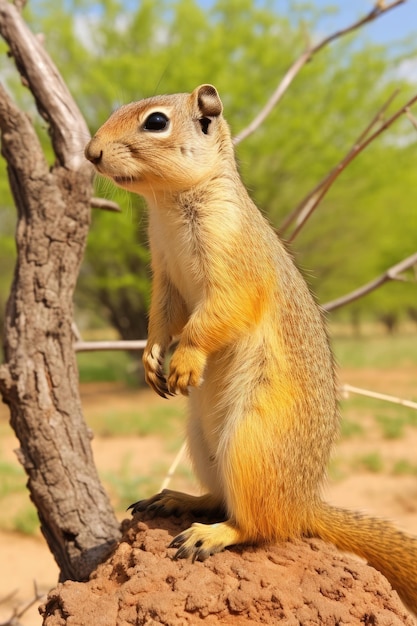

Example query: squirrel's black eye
[143,112,170,132]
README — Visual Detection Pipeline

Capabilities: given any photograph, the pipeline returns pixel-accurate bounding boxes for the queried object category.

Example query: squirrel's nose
[85,137,103,165]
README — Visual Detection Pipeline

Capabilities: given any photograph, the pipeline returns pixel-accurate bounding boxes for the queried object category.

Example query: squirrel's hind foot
[169,520,246,562]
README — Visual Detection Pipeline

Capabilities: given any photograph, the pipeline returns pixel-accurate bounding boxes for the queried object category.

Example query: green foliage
[340,418,364,439]
[332,331,417,368]
[87,404,185,438]
[392,459,417,476]
[76,349,136,383]
[405,409,417,428]
[13,504,39,535]
[1,0,416,337]
[0,457,25,498]
[374,409,417,440]
[0,454,40,534]
[103,454,163,511]
[376,414,406,440]
[356,452,384,473]
[77,193,151,340]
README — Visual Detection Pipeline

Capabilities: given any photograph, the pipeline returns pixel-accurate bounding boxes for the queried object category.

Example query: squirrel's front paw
[168,346,206,395]
[143,343,173,399]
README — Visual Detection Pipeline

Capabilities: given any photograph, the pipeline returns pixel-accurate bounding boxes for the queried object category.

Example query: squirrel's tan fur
[85,84,417,614]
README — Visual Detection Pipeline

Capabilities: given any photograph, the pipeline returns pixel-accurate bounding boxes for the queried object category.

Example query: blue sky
[298,1,416,46]
[198,1,416,48]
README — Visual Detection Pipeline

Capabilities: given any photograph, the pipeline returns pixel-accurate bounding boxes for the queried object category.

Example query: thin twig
[406,107,417,131]
[0,581,44,626]
[286,92,417,241]
[71,322,83,342]
[0,589,18,607]
[160,441,188,491]
[279,89,400,235]
[233,1,407,145]
[323,251,417,312]
[91,197,122,213]
[340,384,417,411]
[354,89,401,145]
[12,0,27,12]
[74,339,147,352]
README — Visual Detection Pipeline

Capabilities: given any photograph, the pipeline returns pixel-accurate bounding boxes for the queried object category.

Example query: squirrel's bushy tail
[312,502,417,615]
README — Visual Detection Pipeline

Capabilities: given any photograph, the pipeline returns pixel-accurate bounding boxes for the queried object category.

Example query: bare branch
[406,107,417,131]
[279,89,400,235]
[74,339,147,352]
[71,322,83,342]
[353,89,401,145]
[160,441,187,492]
[91,197,122,213]
[0,0,90,169]
[13,0,27,12]
[0,589,18,608]
[0,581,44,626]
[233,1,407,145]
[340,384,417,411]
[285,92,417,241]
[323,251,417,312]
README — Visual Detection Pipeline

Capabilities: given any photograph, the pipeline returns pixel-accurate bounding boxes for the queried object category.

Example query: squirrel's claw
[143,344,175,398]
[153,372,174,399]
[168,523,227,562]
[128,489,184,518]
[147,373,172,399]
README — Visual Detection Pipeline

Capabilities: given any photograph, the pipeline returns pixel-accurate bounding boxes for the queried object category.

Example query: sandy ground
[0,368,416,625]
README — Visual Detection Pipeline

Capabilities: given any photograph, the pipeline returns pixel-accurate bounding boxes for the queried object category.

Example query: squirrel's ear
[193,84,223,118]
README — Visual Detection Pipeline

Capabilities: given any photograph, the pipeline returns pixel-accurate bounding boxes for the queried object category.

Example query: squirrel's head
[85,84,232,197]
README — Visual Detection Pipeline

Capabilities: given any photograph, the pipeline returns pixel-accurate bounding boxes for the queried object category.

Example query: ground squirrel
[85,84,417,614]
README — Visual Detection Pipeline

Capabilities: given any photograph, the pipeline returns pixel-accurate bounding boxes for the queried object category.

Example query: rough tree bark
[0,1,121,581]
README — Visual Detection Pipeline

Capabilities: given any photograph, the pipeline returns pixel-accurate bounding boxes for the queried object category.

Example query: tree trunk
[0,1,121,582]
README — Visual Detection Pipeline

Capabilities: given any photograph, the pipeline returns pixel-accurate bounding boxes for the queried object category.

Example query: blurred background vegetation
[1,0,416,382]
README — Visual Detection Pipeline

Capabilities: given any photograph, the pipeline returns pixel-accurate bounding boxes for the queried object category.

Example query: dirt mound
[41,513,414,625]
